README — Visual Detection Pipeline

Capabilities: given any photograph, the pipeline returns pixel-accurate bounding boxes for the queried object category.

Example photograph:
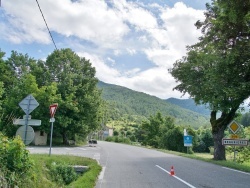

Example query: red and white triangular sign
[50,103,58,118]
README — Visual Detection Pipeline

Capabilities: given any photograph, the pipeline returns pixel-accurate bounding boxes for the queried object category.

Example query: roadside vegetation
[0,1,250,187]
[169,0,250,160]
[0,133,101,188]
[161,149,250,173]
[30,154,101,188]
[104,112,250,173]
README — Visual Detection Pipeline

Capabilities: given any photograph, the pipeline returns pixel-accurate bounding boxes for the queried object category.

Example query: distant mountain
[97,81,210,128]
[166,98,211,116]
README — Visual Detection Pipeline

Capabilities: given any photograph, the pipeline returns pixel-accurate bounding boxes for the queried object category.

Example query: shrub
[0,170,8,187]
[0,133,34,186]
[105,136,113,142]
[49,162,78,185]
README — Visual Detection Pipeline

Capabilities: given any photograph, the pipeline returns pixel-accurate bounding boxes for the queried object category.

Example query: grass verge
[29,154,102,188]
[158,149,250,173]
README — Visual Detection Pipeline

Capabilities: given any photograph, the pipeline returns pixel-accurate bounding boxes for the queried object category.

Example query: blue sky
[0,0,211,99]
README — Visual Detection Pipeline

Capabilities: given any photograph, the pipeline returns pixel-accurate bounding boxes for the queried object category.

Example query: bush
[209,146,214,155]
[226,146,250,164]
[49,162,78,185]
[0,133,34,187]
[194,141,207,153]
[105,136,113,142]
[0,170,8,187]
[161,127,186,152]
[105,136,131,144]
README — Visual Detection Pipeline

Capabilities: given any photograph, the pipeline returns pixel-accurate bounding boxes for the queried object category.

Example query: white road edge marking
[222,167,250,175]
[156,165,196,188]
[98,166,106,180]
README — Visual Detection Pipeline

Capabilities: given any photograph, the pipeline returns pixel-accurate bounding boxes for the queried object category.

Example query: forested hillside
[166,98,210,116]
[97,81,209,128]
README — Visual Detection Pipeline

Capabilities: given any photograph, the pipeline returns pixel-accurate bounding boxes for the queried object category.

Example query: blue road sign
[184,135,192,146]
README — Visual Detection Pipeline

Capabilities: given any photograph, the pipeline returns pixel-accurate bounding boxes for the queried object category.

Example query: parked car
[88,139,97,147]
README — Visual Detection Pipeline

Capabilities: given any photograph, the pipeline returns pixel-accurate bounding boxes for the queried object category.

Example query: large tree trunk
[210,107,238,160]
[62,132,68,145]
[212,127,226,160]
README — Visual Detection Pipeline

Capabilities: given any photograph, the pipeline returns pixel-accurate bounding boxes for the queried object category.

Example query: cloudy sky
[0,0,211,99]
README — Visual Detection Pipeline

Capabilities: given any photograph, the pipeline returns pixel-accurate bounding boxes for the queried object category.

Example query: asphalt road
[27,141,250,188]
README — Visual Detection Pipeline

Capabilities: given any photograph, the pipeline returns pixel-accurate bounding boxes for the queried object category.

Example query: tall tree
[0,82,4,126]
[140,112,164,148]
[45,49,102,144]
[0,50,15,96]
[240,113,250,127]
[170,0,250,160]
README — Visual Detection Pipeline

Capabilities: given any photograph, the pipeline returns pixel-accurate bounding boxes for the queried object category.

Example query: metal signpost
[184,135,192,153]
[15,94,40,145]
[49,103,58,156]
[222,120,248,161]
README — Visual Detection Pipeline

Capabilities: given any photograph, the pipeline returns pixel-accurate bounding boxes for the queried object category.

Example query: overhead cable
[35,0,58,50]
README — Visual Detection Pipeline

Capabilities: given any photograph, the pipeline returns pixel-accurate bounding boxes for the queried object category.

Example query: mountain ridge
[166,97,211,116]
[97,81,210,128]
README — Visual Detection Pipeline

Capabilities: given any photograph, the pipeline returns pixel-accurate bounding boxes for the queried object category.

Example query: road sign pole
[234,146,236,162]
[49,121,54,156]
[24,98,32,145]
[49,103,58,156]
[18,94,39,145]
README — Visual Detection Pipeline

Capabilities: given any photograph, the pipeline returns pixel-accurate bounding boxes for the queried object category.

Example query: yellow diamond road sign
[228,120,240,134]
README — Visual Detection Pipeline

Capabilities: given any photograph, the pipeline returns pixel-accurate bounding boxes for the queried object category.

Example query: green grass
[29,154,102,188]
[28,145,249,188]
[158,149,250,173]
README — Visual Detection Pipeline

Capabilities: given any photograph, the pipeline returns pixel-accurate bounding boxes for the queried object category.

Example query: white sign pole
[49,104,58,156]
[49,119,54,156]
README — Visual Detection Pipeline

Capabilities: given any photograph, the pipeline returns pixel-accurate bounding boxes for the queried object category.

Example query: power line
[35,0,58,50]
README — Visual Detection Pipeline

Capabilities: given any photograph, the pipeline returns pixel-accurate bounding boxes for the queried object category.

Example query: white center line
[156,165,196,188]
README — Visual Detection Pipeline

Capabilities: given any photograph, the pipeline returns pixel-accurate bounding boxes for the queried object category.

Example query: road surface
[27,141,250,188]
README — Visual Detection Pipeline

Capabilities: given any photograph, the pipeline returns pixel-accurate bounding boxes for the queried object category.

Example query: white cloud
[143,2,204,68]
[124,68,141,77]
[1,0,206,99]
[1,0,50,44]
[106,57,116,66]
[113,0,158,30]
[1,0,129,47]
[79,51,185,99]
[126,48,136,55]
[77,52,121,82]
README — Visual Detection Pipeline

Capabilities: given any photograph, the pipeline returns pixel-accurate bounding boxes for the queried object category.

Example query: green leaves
[170,0,250,159]
[43,49,102,142]
[0,48,102,143]
[170,0,250,113]
[0,133,34,186]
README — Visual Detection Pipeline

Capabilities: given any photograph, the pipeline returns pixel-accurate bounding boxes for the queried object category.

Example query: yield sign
[50,103,58,118]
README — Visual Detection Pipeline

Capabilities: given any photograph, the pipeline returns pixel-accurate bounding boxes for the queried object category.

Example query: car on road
[88,139,97,147]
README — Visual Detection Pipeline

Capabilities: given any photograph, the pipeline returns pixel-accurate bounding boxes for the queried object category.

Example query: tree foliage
[139,112,185,151]
[240,113,250,127]
[44,49,102,143]
[98,81,209,128]
[0,48,103,144]
[169,0,250,160]
[0,133,34,187]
